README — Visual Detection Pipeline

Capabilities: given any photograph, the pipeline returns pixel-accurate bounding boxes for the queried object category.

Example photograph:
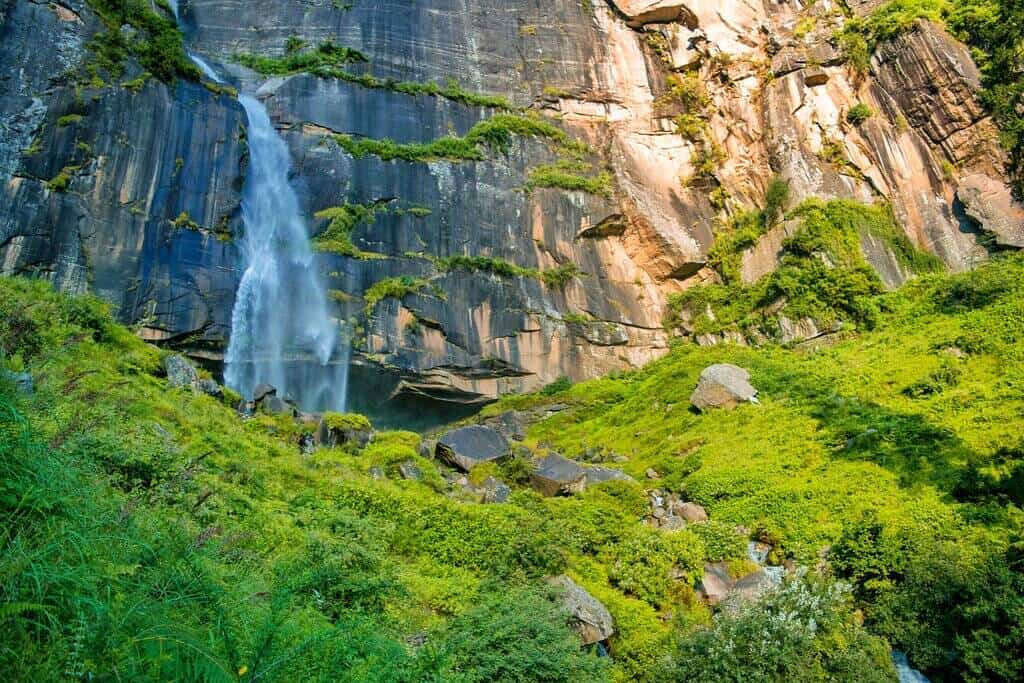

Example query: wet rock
[531,454,587,496]
[3,371,33,395]
[164,354,198,389]
[260,395,295,417]
[548,575,614,645]
[584,466,634,486]
[747,541,772,565]
[690,364,758,411]
[436,425,509,472]
[673,502,708,522]
[298,432,315,456]
[957,174,1024,248]
[481,476,512,503]
[645,467,661,480]
[418,438,438,459]
[252,384,276,403]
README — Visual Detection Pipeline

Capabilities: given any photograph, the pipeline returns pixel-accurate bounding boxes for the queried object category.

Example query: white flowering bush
[661,572,896,682]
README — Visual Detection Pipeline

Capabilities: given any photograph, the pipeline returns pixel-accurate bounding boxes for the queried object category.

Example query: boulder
[548,575,614,645]
[584,466,635,486]
[689,364,758,411]
[697,562,733,606]
[436,425,509,472]
[252,383,276,402]
[729,568,774,602]
[610,1,697,28]
[196,378,223,398]
[673,502,708,522]
[481,476,512,503]
[803,66,829,87]
[957,174,1024,248]
[163,354,198,389]
[317,413,374,449]
[531,454,587,496]
[483,410,530,442]
[260,394,295,417]
[3,370,33,395]
[398,461,422,481]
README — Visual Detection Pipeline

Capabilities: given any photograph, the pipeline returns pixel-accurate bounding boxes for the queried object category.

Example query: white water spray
[182,50,350,411]
[167,0,179,19]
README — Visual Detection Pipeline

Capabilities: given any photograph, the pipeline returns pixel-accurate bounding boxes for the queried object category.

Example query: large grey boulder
[957,174,1024,248]
[531,454,587,496]
[690,364,758,411]
[252,383,277,403]
[549,575,614,645]
[163,354,198,389]
[317,413,374,449]
[436,425,509,472]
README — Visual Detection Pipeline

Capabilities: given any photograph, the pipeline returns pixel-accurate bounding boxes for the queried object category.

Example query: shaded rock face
[0,1,246,354]
[2,0,1017,417]
[531,453,588,497]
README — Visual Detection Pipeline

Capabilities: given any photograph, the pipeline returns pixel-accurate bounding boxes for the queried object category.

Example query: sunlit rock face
[1,0,1016,420]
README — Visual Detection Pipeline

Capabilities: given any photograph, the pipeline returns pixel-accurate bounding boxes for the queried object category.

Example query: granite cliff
[1,0,1021,422]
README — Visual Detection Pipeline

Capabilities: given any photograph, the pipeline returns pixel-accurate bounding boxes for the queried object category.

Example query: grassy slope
[2,253,1023,680]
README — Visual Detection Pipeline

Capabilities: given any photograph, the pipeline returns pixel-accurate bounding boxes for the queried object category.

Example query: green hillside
[3,253,1024,681]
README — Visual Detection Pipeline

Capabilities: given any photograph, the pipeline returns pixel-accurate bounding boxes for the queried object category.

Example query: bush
[661,575,895,682]
[847,103,874,126]
[605,527,704,606]
[440,585,612,682]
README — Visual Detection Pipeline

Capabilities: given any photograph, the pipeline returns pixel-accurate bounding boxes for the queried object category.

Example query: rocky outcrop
[548,575,614,645]
[531,454,588,497]
[164,354,199,389]
[2,0,1017,421]
[690,364,758,411]
[436,425,509,472]
[957,174,1024,248]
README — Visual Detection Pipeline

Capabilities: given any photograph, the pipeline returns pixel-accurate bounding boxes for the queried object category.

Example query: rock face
[436,425,509,472]
[690,364,758,411]
[548,575,614,645]
[957,174,1024,248]
[1,0,1018,419]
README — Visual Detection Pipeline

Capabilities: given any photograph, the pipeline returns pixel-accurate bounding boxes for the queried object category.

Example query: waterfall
[167,0,179,19]
[183,53,350,411]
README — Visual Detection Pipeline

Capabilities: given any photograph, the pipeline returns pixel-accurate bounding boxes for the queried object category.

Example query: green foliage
[83,0,199,83]
[313,203,383,258]
[526,161,613,197]
[668,198,939,337]
[605,527,703,607]
[847,103,874,126]
[56,114,83,127]
[45,166,77,193]
[661,575,896,682]
[332,113,575,163]
[362,276,435,315]
[322,411,372,432]
[437,255,581,288]
[442,586,612,682]
[235,43,513,109]
[234,40,367,75]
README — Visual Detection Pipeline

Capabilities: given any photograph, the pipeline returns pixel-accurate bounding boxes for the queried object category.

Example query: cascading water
[180,47,350,411]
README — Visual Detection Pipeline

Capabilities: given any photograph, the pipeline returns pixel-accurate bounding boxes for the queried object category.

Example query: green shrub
[605,527,703,606]
[847,103,874,126]
[441,585,612,682]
